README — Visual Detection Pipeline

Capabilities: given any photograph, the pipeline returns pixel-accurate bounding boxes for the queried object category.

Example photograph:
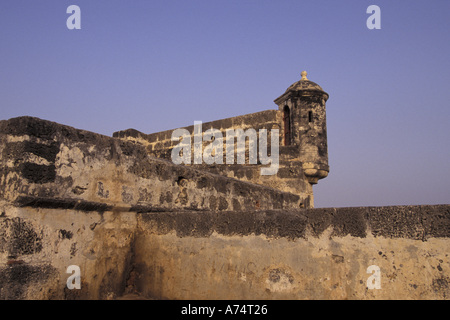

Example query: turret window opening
[283,105,291,146]
[308,111,313,123]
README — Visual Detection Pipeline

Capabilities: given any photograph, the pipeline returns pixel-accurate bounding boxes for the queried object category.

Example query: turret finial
[301,71,308,80]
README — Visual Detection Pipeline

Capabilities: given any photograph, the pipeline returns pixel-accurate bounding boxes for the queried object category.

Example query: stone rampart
[0,203,449,299]
[1,116,449,300]
[135,205,450,300]
[0,116,302,213]
[113,110,314,206]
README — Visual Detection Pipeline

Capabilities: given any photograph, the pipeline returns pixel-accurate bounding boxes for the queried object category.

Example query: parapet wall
[0,203,449,299]
[135,205,450,300]
[114,110,281,159]
[0,116,302,213]
[113,110,314,206]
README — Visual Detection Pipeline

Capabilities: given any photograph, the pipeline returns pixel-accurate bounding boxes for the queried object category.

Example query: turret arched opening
[283,105,291,146]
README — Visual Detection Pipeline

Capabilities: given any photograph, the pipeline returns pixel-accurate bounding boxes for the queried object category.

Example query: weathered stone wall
[114,110,281,161]
[135,205,450,300]
[1,203,448,299]
[1,116,448,300]
[0,116,302,213]
[0,204,136,299]
[0,115,301,299]
[113,110,314,207]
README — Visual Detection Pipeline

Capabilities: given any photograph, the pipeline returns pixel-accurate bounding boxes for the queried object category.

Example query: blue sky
[1,0,449,208]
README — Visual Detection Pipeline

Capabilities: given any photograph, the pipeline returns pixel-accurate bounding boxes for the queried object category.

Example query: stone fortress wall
[113,71,331,209]
[0,117,448,300]
[113,109,315,208]
[0,72,449,300]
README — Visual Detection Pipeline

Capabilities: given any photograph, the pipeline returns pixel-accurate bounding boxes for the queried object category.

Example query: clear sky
[1,0,449,208]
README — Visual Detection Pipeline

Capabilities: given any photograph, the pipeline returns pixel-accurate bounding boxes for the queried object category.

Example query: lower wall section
[135,230,450,300]
[0,204,449,299]
[0,204,136,300]
[135,206,450,300]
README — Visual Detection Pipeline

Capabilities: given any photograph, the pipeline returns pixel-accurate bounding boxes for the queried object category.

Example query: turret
[274,71,329,185]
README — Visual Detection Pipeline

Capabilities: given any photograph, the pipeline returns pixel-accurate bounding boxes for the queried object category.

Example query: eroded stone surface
[0,73,449,300]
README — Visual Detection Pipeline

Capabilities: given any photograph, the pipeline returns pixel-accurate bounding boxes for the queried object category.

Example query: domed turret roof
[274,71,328,105]
[285,71,326,93]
